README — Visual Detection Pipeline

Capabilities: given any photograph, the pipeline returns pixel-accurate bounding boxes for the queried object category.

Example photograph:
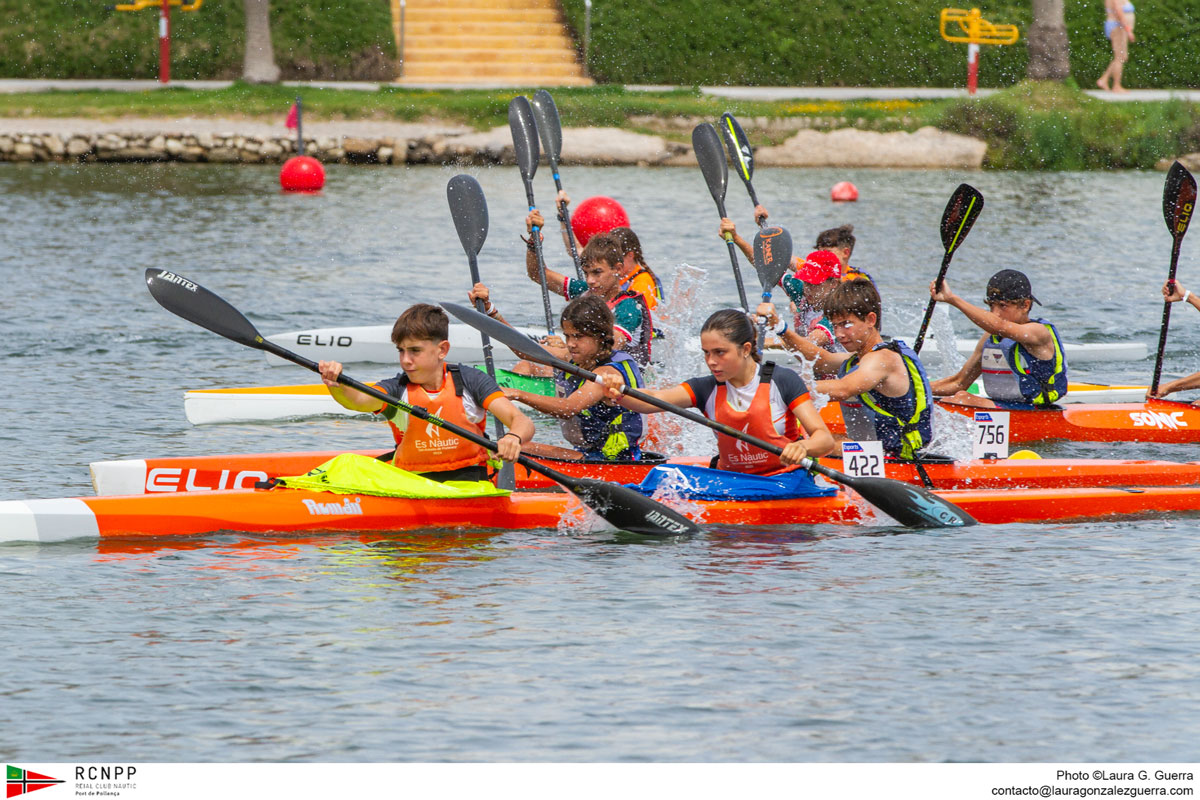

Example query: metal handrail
[398,0,407,78]
[583,0,591,75]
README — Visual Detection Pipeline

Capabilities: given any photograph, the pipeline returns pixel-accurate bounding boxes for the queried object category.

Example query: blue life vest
[837,338,933,460]
[980,319,1068,406]
[555,351,644,461]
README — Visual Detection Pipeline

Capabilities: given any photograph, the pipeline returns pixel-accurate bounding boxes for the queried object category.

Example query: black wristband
[501,432,523,444]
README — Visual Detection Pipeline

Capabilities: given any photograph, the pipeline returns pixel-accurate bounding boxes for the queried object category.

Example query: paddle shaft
[1150,235,1185,394]
[716,196,751,310]
[552,175,584,279]
[913,250,954,354]
[523,179,557,335]
[464,250,517,488]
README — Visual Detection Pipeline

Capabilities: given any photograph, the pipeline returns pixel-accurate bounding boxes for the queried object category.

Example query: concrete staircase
[392,0,592,86]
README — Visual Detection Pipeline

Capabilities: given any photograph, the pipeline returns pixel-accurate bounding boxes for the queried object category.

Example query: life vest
[384,365,490,473]
[610,289,653,366]
[555,351,644,461]
[712,361,801,476]
[837,339,933,460]
[620,264,664,311]
[980,319,1068,406]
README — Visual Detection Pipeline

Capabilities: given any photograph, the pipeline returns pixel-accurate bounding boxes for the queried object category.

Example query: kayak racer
[1146,279,1200,402]
[601,308,835,475]
[807,280,936,461]
[929,269,1068,409]
[468,287,646,463]
[523,213,653,366]
[318,303,535,482]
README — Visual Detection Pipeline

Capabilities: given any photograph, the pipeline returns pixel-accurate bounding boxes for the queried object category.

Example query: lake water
[1,163,1198,762]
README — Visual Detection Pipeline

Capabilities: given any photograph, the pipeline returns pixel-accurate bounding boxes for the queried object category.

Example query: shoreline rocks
[0,118,986,168]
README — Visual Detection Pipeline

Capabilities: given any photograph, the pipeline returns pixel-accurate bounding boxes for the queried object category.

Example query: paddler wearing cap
[755,253,846,376]
[779,249,845,339]
[815,223,874,284]
[929,269,1068,409]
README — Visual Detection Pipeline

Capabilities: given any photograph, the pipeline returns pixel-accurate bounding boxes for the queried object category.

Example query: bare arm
[486,396,536,462]
[779,399,835,464]
[931,336,985,396]
[719,217,755,262]
[815,349,900,401]
[932,279,1054,352]
[319,361,386,412]
[506,366,613,418]
[525,210,569,297]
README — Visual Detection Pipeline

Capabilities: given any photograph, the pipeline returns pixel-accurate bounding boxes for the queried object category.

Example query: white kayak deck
[182,381,1153,426]
[264,323,1148,367]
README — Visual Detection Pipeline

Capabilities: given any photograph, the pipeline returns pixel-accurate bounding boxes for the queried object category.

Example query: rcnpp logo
[6,766,64,797]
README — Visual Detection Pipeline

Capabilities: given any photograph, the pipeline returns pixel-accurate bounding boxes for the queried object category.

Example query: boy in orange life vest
[317,303,535,482]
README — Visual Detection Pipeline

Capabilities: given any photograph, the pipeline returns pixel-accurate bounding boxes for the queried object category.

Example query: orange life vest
[712,362,801,476]
[386,365,490,473]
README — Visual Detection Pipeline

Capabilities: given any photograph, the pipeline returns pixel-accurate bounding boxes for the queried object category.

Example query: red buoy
[570,196,630,246]
[280,155,325,192]
[831,181,858,202]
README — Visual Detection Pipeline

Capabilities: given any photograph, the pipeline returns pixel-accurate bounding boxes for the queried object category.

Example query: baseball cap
[986,269,1041,305]
[795,250,842,285]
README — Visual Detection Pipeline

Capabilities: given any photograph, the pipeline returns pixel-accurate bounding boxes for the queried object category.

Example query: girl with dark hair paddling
[467,289,646,463]
[602,309,834,475]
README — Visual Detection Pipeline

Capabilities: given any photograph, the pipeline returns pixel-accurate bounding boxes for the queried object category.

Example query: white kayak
[181,380,1154,426]
[263,323,546,367]
[907,337,1147,362]
[265,323,1148,366]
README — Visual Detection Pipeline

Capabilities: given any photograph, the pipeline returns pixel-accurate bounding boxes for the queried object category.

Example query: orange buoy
[280,156,325,192]
[831,181,858,202]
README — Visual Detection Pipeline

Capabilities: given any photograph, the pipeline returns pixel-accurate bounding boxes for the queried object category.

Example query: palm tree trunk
[1027,0,1071,80]
[243,0,281,83]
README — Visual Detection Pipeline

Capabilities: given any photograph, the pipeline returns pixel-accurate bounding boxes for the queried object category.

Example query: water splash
[642,466,707,524]
[554,492,611,536]
[641,262,715,459]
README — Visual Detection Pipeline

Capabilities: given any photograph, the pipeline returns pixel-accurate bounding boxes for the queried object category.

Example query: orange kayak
[5,482,1200,543]
[819,398,1200,444]
[89,450,1200,496]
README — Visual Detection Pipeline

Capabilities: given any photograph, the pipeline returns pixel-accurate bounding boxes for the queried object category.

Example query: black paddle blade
[543,466,699,536]
[442,301,563,365]
[508,95,540,181]
[752,225,793,293]
[1163,161,1197,239]
[530,89,563,167]
[447,174,489,258]
[809,463,976,528]
[144,268,266,350]
[719,112,754,184]
[940,183,984,255]
[692,122,728,207]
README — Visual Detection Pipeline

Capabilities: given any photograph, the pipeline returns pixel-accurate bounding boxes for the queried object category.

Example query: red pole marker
[158,0,170,83]
[966,43,979,95]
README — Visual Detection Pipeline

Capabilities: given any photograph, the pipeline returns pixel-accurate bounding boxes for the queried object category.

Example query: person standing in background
[1097,0,1136,93]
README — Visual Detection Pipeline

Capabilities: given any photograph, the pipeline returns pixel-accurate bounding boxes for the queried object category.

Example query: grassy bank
[0,82,1196,170]
[4,2,1198,90]
[0,0,395,80]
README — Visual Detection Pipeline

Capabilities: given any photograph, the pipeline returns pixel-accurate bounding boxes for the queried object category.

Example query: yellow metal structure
[113,0,201,11]
[939,7,1018,45]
